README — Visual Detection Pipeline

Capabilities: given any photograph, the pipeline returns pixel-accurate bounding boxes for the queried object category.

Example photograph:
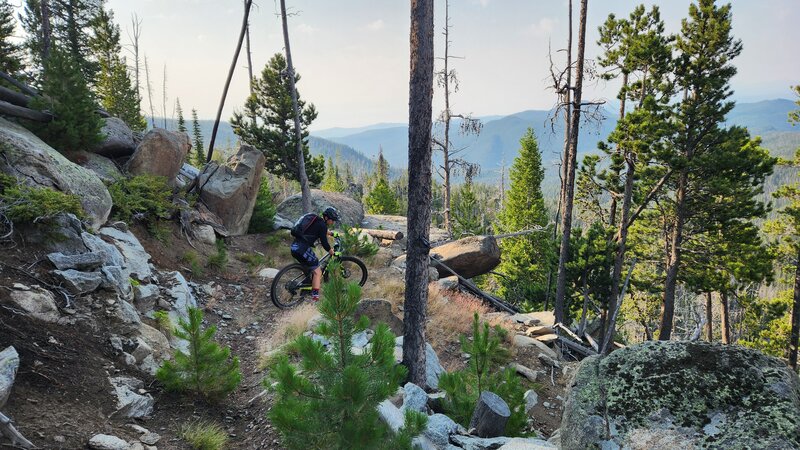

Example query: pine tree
[321,157,346,192]
[452,176,484,238]
[175,98,187,133]
[156,307,241,402]
[493,129,552,308]
[269,263,426,449]
[191,109,205,167]
[31,47,103,152]
[365,178,399,215]
[230,53,324,185]
[0,0,25,81]
[247,176,276,233]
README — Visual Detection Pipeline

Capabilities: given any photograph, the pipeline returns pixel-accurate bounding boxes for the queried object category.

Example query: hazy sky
[83,1,800,129]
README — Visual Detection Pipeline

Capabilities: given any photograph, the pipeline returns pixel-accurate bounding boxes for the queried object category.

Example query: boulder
[394,336,446,389]
[511,311,555,327]
[272,213,294,230]
[561,341,800,450]
[0,117,112,229]
[437,275,460,291]
[423,413,463,447]
[193,224,216,245]
[431,235,500,279]
[53,269,104,294]
[163,271,196,322]
[0,346,19,408]
[47,252,104,271]
[66,150,123,183]
[109,376,154,418]
[99,227,152,280]
[125,128,190,184]
[276,189,364,227]
[355,299,404,336]
[196,144,266,235]
[4,286,60,322]
[377,399,404,433]
[95,117,141,158]
[402,382,428,413]
[88,434,129,450]
[134,323,171,359]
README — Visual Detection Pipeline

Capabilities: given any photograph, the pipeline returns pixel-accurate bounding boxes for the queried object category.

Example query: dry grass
[426,283,493,350]
[257,303,319,368]
[361,267,406,310]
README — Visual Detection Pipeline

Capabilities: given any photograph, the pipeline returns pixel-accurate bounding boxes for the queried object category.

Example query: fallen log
[557,335,598,357]
[354,228,403,240]
[0,100,52,122]
[0,70,37,96]
[0,85,31,108]
[429,257,519,314]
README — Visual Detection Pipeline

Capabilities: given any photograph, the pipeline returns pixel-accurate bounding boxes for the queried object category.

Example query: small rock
[524,390,539,414]
[88,434,129,450]
[140,432,160,445]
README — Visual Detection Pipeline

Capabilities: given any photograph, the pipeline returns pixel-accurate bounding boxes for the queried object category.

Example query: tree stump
[468,391,510,438]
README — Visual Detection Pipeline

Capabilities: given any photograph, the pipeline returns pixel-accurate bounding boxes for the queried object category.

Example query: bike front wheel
[325,256,368,286]
[270,264,311,309]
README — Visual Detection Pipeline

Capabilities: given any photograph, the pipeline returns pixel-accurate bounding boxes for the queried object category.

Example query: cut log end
[468,391,510,438]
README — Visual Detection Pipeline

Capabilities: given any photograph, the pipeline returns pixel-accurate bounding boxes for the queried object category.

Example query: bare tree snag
[207,0,253,163]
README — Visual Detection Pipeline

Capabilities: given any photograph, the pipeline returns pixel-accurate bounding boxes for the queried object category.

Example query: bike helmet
[322,206,340,222]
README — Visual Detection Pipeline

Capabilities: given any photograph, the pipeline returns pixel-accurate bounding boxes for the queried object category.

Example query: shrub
[206,240,228,272]
[182,251,204,278]
[0,173,84,224]
[180,420,228,450]
[247,176,276,233]
[337,225,378,258]
[156,307,241,402]
[152,310,173,338]
[438,313,528,436]
[268,262,427,449]
[108,175,175,237]
[237,252,266,273]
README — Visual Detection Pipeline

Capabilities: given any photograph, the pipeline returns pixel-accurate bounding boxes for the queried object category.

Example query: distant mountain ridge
[150,99,799,187]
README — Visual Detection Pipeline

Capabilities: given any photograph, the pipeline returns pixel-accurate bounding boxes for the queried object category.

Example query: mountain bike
[270,236,368,309]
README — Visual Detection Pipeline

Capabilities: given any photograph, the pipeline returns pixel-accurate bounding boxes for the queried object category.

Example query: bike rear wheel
[270,264,311,309]
[325,256,368,286]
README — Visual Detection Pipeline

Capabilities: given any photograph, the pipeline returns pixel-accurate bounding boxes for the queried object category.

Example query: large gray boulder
[0,117,112,229]
[3,285,61,323]
[0,346,19,408]
[431,235,501,279]
[95,117,141,158]
[99,227,152,280]
[125,128,190,185]
[67,150,123,184]
[561,341,800,450]
[109,376,154,418]
[197,144,266,236]
[277,189,364,227]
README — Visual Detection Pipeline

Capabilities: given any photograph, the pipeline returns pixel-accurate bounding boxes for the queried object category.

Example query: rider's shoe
[311,289,320,302]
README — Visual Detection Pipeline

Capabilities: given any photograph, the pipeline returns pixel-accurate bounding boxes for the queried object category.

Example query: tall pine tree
[175,98,186,133]
[0,0,25,81]
[230,53,324,185]
[191,109,205,167]
[493,129,552,308]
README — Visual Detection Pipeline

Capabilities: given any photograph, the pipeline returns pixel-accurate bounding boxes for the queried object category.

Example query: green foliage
[493,129,553,309]
[191,109,206,167]
[0,0,25,82]
[338,226,378,258]
[0,173,84,224]
[206,240,228,272]
[153,310,173,338]
[238,252,266,273]
[230,53,324,185]
[438,313,527,436]
[182,251,204,278]
[176,99,187,133]
[89,4,145,132]
[452,180,486,238]
[738,290,792,358]
[180,420,229,450]
[268,262,426,449]
[247,176,276,233]
[156,307,241,402]
[365,179,399,215]
[108,175,175,235]
[321,157,347,192]
[31,47,103,152]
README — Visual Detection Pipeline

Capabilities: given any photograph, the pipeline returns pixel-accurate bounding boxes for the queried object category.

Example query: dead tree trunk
[403,0,434,388]
[706,291,713,342]
[554,0,588,325]
[279,0,312,213]
[720,291,731,344]
[41,0,52,61]
[207,0,253,163]
[790,249,800,369]
[659,168,687,341]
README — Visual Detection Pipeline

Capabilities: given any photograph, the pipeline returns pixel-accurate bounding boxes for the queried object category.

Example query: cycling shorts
[290,242,319,270]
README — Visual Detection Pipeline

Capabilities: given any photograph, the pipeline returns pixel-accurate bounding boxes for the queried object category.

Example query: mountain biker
[290,206,340,302]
